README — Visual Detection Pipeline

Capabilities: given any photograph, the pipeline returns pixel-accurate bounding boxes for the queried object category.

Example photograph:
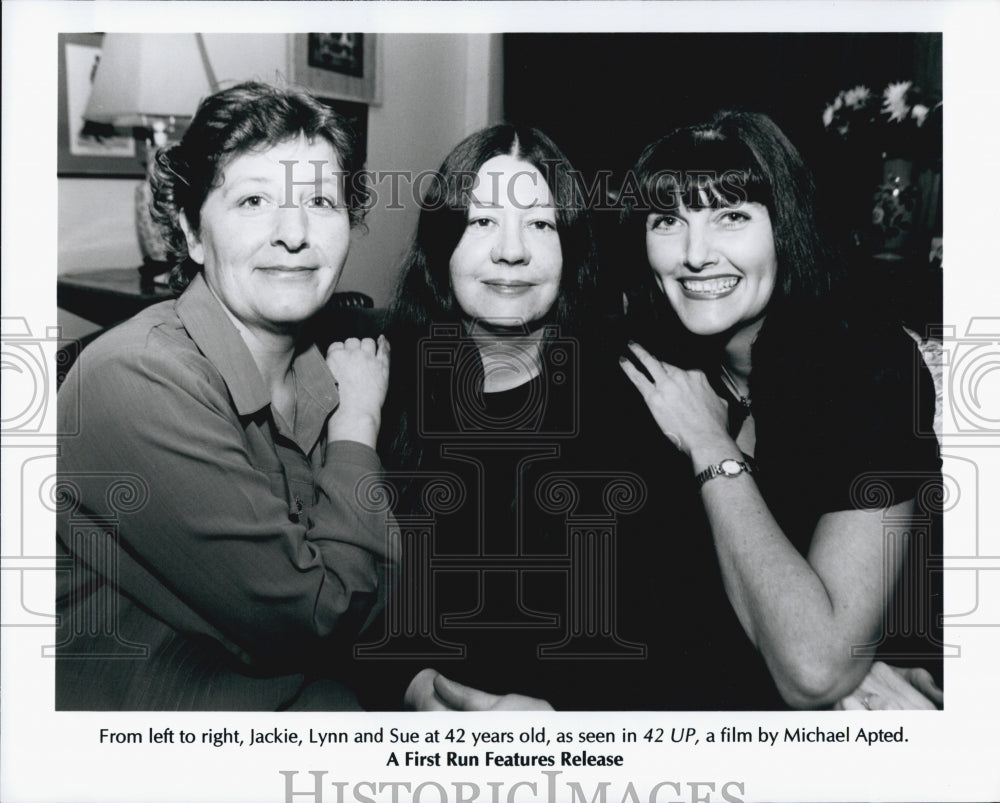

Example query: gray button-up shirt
[56,274,394,710]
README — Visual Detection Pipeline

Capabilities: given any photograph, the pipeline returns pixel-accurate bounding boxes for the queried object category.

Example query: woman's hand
[326,335,390,448]
[834,661,942,710]
[619,341,732,462]
[404,669,553,711]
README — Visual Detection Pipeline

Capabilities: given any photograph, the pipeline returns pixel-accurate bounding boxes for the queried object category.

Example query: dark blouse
[704,309,945,704]
[359,307,942,710]
[357,324,769,710]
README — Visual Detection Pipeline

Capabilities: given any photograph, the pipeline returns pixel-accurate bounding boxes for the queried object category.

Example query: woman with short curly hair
[56,81,393,710]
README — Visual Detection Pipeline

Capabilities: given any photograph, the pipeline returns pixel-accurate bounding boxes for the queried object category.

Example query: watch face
[720,459,742,476]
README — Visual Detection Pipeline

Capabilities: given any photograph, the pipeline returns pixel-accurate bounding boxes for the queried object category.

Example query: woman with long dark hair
[619,111,943,709]
[381,123,599,470]
[363,123,705,710]
[372,123,596,710]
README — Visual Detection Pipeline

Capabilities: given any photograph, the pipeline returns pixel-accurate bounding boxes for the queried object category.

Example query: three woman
[56,83,394,710]
[58,78,940,710]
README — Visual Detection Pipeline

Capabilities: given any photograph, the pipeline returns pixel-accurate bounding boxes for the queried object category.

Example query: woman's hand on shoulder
[619,341,732,462]
[404,668,553,711]
[834,661,942,710]
[326,335,390,448]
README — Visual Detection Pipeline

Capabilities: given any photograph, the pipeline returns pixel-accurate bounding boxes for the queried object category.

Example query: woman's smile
[181,135,351,336]
[449,154,562,328]
[678,275,741,298]
[480,279,537,296]
[256,265,320,276]
[646,201,777,337]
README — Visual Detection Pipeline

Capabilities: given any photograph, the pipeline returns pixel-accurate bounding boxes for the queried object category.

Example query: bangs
[638,130,772,212]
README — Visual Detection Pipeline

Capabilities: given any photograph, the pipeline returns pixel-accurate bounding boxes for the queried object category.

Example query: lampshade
[83,34,217,128]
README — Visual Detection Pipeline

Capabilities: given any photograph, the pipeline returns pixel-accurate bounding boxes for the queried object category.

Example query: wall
[340,33,503,307]
[57,33,503,311]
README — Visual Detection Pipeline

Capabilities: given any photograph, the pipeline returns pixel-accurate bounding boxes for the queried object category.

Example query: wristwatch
[695,457,754,488]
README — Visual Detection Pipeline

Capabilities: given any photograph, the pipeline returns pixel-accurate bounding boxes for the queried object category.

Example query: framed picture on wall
[287,33,380,105]
[57,33,144,177]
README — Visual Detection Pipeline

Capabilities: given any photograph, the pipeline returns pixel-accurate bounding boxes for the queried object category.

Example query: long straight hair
[389,123,598,334]
[381,123,600,472]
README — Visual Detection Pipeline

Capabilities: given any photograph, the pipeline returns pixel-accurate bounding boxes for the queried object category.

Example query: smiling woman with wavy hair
[56,82,393,711]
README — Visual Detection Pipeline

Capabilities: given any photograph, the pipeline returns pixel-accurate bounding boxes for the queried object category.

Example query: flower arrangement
[823,80,941,159]
[822,80,943,257]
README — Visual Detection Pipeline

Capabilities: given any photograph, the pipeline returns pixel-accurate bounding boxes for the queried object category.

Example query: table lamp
[83,34,218,287]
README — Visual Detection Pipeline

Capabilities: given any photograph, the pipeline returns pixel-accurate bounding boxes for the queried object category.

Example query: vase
[871,156,919,259]
[135,177,171,289]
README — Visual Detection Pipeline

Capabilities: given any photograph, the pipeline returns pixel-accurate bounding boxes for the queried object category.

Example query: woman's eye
[529,219,557,231]
[649,214,678,230]
[307,195,337,209]
[468,217,495,228]
[239,195,266,209]
[719,210,750,226]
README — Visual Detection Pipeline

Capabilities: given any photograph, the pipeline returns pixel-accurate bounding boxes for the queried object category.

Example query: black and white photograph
[2,3,998,803]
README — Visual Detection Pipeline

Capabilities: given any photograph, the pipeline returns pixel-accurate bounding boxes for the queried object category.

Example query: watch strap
[695,455,755,488]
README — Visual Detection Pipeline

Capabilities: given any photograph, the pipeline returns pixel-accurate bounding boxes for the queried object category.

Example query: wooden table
[57,268,174,327]
[58,267,377,331]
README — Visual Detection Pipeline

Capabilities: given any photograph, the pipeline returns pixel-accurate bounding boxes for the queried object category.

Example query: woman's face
[448,154,562,329]
[645,201,777,337]
[180,134,351,336]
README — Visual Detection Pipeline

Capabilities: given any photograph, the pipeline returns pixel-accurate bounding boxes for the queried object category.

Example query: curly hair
[149,81,369,294]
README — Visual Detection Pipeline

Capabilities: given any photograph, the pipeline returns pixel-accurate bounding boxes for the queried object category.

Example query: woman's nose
[491,222,529,265]
[683,223,716,270]
[272,204,308,251]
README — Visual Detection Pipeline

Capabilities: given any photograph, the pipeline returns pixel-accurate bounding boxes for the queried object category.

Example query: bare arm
[696,441,911,707]
[621,342,911,708]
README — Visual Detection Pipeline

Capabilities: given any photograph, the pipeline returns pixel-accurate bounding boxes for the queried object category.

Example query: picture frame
[287,33,380,105]
[57,33,144,178]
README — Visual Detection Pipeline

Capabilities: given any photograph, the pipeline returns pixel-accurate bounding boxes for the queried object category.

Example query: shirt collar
[177,274,270,416]
[175,274,340,441]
